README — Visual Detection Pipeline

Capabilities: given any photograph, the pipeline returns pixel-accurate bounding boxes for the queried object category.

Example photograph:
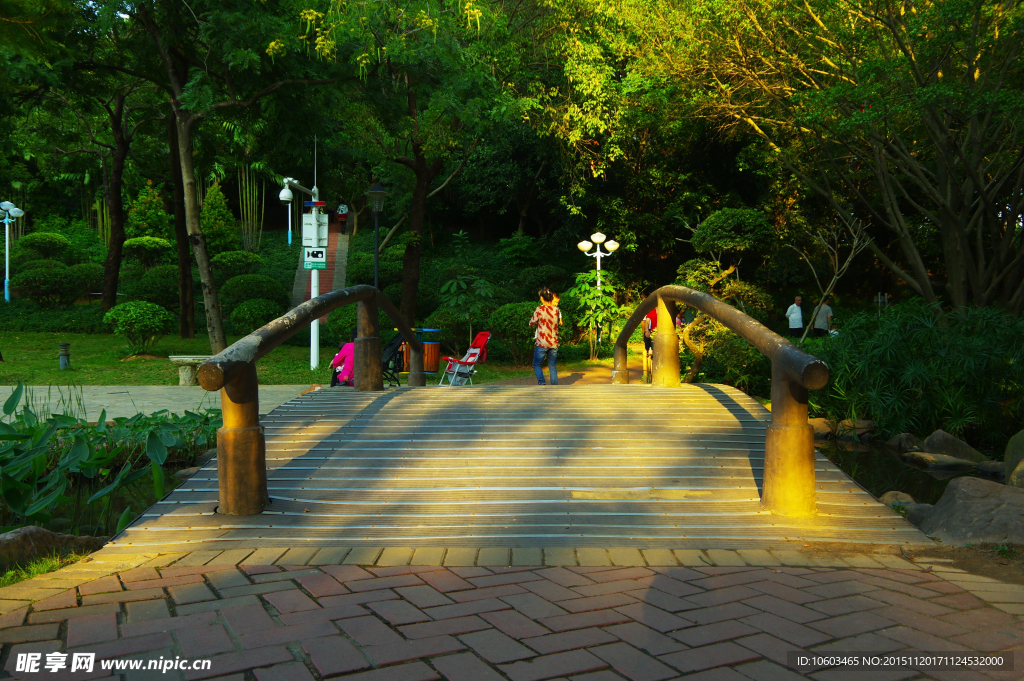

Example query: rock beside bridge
[880,490,915,507]
[0,526,106,569]
[899,449,978,471]
[1004,429,1024,488]
[924,429,988,462]
[919,476,1024,544]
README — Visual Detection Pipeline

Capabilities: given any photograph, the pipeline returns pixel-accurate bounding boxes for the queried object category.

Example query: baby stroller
[382,333,405,387]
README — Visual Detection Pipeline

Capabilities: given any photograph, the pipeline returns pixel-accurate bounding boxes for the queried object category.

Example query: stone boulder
[919,477,1024,544]
[978,460,1005,477]
[879,491,915,507]
[886,433,922,453]
[0,526,106,569]
[899,450,977,471]
[808,418,833,438]
[923,429,987,463]
[903,503,935,528]
[836,419,875,438]
[1004,430,1024,488]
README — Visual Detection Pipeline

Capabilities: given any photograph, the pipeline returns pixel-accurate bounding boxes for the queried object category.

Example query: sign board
[303,247,327,270]
[301,212,329,247]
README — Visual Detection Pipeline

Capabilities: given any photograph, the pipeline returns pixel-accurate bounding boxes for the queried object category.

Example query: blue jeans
[533,346,558,385]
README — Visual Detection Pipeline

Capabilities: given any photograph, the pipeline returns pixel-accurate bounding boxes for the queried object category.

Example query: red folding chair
[439,332,491,386]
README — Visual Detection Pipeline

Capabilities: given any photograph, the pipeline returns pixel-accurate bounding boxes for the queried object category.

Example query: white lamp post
[0,201,25,303]
[278,177,325,369]
[577,232,619,343]
[278,181,294,246]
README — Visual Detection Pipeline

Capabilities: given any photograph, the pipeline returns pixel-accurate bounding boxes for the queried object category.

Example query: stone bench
[169,356,212,386]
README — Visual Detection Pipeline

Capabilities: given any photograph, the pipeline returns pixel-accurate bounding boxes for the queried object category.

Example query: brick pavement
[0,549,1020,681]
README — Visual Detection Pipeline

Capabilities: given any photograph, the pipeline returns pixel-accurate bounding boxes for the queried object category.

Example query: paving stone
[806,611,896,638]
[739,612,831,647]
[575,549,611,567]
[950,627,1024,652]
[125,574,204,591]
[120,567,161,583]
[873,605,968,638]
[206,549,254,566]
[81,587,165,605]
[876,625,971,652]
[623,588,697,614]
[735,550,781,567]
[732,659,806,681]
[160,564,240,579]
[513,548,544,566]
[673,550,712,567]
[252,661,314,681]
[705,550,746,567]
[238,620,339,648]
[442,548,478,567]
[124,599,171,624]
[481,609,551,639]
[308,547,351,565]
[122,611,217,638]
[239,548,287,566]
[318,564,373,582]
[670,620,760,648]
[398,614,492,639]
[275,548,318,566]
[216,581,296,599]
[70,631,173,659]
[343,547,383,565]
[545,548,578,567]
[537,567,594,588]
[424,597,511,620]
[78,576,123,596]
[573,579,646,598]
[747,581,821,605]
[175,594,261,616]
[330,662,439,681]
[523,627,618,654]
[302,635,370,676]
[459,628,535,663]
[686,585,761,608]
[614,603,692,633]
[605,622,686,656]
[499,649,607,681]
[0,606,28,628]
[685,602,761,625]
[395,585,453,608]
[538,609,631,632]
[469,572,545,589]
[206,569,251,591]
[450,584,528,603]
[418,569,473,593]
[279,603,367,625]
[317,589,400,609]
[338,615,405,646]
[294,572,348,597]
[28,602,121,624]
[182,645,293,680]
[240,565,280,576]
[376,547,414,566]
[0,623,61,644]
[632,575,703,599]
[660,641,761,673]
[31,589,78,612]
[477,548,510,567]
[363,634,466,665]
[346,574,425,593]
[66,612,118,648]
[640,550,677,567]
[734,632,808,667]
[523,580,581,602]
[263,588,320,614]
[431,652,505,681]
[169,582,216,605]
[407,547,444,566]
[369,599,430,625]
[607,548,645,567]
[803,581,879,599]
[561,594,637,613]
[251,568,321,584]
[741,595,826,625]
[805,595,885,616]
[812,631,906,654]
[573,672,635,681]
[177,624,235,657]
[502,593,570,619]
[589,641,678,681]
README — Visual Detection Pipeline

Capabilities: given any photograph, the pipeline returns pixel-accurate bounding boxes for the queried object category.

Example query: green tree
[126,180,172,239]
[199,184,239,256]
[567,270,620,360]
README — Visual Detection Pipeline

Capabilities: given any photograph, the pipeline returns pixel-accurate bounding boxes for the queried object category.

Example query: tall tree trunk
[168,117,195,338]
[175,114,226,352]
[399,173,430,327]
[100,139,128,311]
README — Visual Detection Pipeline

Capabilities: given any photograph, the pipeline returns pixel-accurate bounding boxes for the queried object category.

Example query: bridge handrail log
[198,285,424,515]
[612,285,829,517]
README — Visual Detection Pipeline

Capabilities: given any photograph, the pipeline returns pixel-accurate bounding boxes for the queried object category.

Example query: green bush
[212,251,263,283]
[103,301,174,355]
[201,184,240,255]
[811,300,1024,454]
[514,265,573,298]
[0,299,107,333]
[19,232,73,261]
[231,298,284,334]
[20,259,67,272]
[68,263,104,294]
[326,304,396,348]
[11,268,82,308]
[123,237,172,270]
[693,208,774,256]
[129,265,179,310]
[219,274,288,315]
[488,302,538,367]
[127,180,173,239]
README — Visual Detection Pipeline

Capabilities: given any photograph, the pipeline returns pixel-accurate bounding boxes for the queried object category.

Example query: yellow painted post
[762,363,817,516]
[217,362,268,515]
[651,296,680,388]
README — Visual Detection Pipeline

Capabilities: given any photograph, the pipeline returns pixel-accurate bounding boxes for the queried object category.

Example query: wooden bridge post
[217,362,268,515]
[652,296,680,388]
[762,362,817,516]
[611,343,629,384]
[355,298,384,391]
[407,344,425,386]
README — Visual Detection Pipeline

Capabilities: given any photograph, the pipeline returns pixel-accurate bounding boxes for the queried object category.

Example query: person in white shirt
[813,296,833,337]
[786,296,804,337]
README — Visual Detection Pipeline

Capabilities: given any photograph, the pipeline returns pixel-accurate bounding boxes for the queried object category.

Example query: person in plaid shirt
[530,288,562,385]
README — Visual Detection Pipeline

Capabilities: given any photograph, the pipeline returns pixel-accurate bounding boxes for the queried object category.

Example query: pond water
[818,439,998,505]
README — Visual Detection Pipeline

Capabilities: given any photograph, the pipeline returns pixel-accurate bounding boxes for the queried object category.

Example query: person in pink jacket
[331,328,356,387]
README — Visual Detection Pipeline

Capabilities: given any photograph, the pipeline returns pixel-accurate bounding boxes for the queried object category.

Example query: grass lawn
[0,332,616,386]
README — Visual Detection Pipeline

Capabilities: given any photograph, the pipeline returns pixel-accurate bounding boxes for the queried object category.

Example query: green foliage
[693,209,774,256]
[439,276,497,346]
[128,265,179,310]
[488,302,539,367]
[20,259,67,273]
[811,300,1024,454]
[219,274,288,315]
[103,301,175,355]
[230,298,283,334]
[498,233,541,268]
[19,232,73,261]
[126,181,172,239]
[68,263,104,294]
[0,550,87,583]
[514,265,573,298]
[11,268,82,308]
[0,300,108,334]
[122,237,172,270]
[566,270,620,359]
[212,250,263,283]
[200,184,240,256]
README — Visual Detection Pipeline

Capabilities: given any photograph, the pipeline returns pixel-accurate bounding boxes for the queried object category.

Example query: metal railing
[198,285,424,515]
[613,285,829,517]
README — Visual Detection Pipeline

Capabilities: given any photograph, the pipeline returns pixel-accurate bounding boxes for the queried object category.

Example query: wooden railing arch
[613,285,829,517]
[198,285,424,516]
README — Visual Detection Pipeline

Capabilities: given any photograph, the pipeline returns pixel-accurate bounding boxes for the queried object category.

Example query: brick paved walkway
[0,548,1020,681]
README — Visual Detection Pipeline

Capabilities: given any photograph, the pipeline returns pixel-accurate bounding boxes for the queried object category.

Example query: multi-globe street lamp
[577,232,619,343]
[0,201,25,303]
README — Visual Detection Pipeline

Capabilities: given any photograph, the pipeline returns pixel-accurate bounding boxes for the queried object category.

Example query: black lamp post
[365,182,389,290]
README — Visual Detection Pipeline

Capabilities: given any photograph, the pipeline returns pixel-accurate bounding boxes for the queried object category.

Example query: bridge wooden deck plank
[117,384,931,549]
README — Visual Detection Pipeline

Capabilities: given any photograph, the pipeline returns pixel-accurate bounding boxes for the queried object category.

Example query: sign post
[302,200,328,370]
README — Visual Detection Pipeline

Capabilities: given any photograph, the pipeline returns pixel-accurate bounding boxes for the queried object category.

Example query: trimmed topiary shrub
[11,268,82,308]
[126,180,173,239]
[18,232,73,261]
[212,251,263,283]
[201,184,240,255]
[68,263,104,294]
[488,302,539,367]
[20,259,67,272]
[103,301,174,355]
[219,274,288,315]
[123,237,172,270]
[230,298,284,334]
[132,265,179,310]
